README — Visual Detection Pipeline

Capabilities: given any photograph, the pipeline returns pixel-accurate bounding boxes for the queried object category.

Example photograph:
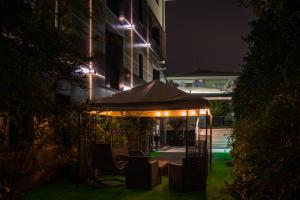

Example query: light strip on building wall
[119,24,135,30]
[121,12,153,87]
[123,85,132,91]
[130,0,133,88]
[119,16,152,48]
[88,0,93,100]
[55,0,59,27]
[78,66,105,79]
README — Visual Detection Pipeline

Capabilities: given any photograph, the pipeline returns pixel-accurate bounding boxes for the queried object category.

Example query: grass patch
[206,153,233,199]
[22,153,233,200]
[150,151,161,158]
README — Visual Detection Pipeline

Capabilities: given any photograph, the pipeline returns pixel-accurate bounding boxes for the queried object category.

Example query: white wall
[147,0,165,30]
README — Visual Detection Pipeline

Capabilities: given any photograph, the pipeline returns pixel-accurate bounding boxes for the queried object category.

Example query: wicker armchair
[93,144,126,174]
[125,156,160,190]
[169,156,207,192]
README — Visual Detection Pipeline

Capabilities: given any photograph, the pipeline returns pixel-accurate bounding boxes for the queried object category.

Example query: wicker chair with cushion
[93,144,126,174]
[125,156,160,190]
[169,156,207,192]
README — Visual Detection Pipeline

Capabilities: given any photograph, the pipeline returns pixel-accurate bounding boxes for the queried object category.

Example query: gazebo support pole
[121,112,124,147]
[185,110,189,158]
[137,117,140,151]
[76,111,81,188]
[205,110,208,175]
[210,114,213,171]
[93,114,96,142]
[92,113,98,180]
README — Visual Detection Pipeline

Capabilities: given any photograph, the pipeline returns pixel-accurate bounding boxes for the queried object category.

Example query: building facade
[56,0,166,103]
[166,70,238,100]
[165,70,239,151]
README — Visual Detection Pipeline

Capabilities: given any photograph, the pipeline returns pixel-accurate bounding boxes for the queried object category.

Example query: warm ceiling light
[181,111,187,116]
[164,111,169,116]
[200,109,206,115]
[156,112,161,117]
[190,110,196,116]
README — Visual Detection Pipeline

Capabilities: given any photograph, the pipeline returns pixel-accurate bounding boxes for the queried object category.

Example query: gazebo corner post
[205,109,208,176]
[76,111,81,188]
[137,117,140,151]
[209,113,213,171]
[121,111,124,147]
[93,113,97,142]
[185,109,189,159]
[92,111,99,180]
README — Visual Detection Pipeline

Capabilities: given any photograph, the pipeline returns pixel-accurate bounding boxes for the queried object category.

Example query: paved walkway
[153,146,230,164]
[153,147,186,164]
[158,147,186,152]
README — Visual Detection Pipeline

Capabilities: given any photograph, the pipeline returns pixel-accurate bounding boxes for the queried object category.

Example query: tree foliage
[0,0,84,147]
[231,0,300,199]
[94,116,155,152]
[210,101,231,116]
[0,1,85,197]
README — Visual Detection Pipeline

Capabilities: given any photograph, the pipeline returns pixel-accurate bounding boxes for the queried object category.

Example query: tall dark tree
[0,1,86,197]
[231,0,300,199]
[0,0,84,147]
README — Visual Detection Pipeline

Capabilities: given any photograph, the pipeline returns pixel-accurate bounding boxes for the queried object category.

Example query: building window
[152,27,160,46]
[105,31,123,90]
[185,83,193,87]
[138,0,144,24]
[54,0,64,29]
[193,80,204,88]
[139,54,143,80]
[55,93,71,105]
[106,0,121,17]
[153,69,160,80]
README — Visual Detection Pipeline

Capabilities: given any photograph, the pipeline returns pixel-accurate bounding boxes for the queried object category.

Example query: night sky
[165,0,254,75]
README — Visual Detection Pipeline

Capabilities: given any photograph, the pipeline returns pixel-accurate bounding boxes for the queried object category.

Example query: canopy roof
[89,80,210,117]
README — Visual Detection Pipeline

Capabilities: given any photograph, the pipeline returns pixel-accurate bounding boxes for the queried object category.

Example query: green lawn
[150,151,161,158]
[206,153,233,200]
[22,153,232,200]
